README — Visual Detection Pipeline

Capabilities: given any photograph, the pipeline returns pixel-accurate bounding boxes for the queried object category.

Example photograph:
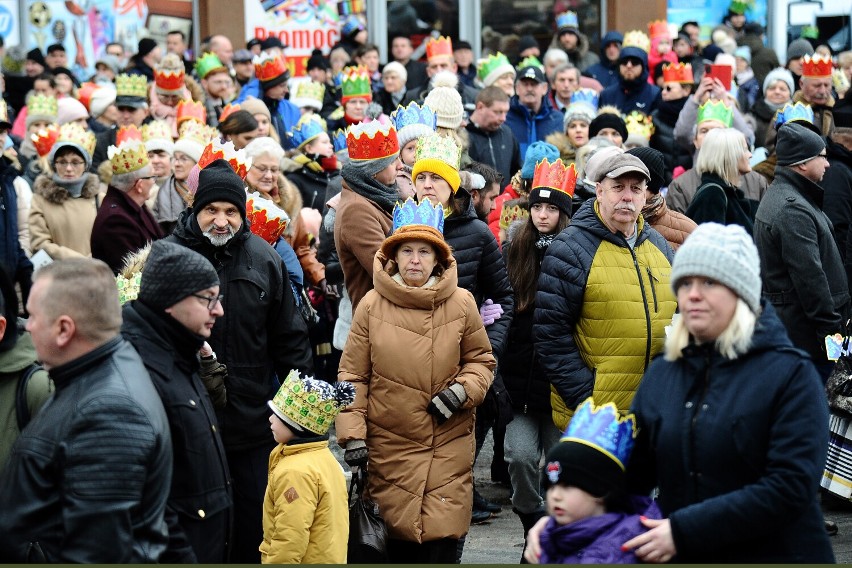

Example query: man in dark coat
[505,66,564,159]
[166,159,312,563]
[599,43,661,115]
[584,31,623,89]
[0,258,172,562]
[91,145,163,273]
[121,240,232,563]
[466,86,521,186]
[754,121,851,379]
[0,117,33,304]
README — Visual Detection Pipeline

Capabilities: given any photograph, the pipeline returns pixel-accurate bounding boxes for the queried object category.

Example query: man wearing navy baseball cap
[505,65,564,157]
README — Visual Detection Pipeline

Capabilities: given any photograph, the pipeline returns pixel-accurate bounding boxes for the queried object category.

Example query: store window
[386,0,458,52]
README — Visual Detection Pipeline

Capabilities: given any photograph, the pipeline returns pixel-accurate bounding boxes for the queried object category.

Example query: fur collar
[34,173,101,204]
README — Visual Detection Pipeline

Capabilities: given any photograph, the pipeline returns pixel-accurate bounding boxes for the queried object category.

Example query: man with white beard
[165,158,313,564]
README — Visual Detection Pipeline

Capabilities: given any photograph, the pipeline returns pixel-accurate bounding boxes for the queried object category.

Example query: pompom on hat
[521,141,560,180]
[268,370,356,436]
[424,71,464,129]
[411,134,462,193]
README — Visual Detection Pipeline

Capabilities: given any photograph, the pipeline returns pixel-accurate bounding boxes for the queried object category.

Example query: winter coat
[533,199,676,430]
[545,132,579,166]
[0,331,51,473]
[235,80,301,149]
[549,32,600,73]
[152,175,192,235]
[641,195,696,251]
[91,185,164,274]
[120,301,232,563]
[505,95,565,159]
[444,194,514,360]
[673,95,755,151]
[666,168,767,214]
[0,156,32,286]
[740,34,781,88]
[539,497,662,564]
[754,167,851,361]
[749,98,778,149]
[599,69,661,116]
[333,181,393,311]
[29,173,101,260]
[336,252,495,543]
[793,89,834,137]
[628,302,835,563]
[650,98,691,185]
[685,173,758,233]
[166,209,313,450]
[373,87,407,117]
[318,191,343,285]
[286,163,339,212]
[823,138,852,291]
[584,59,620,90]
[735,74,761,115]
[0,337,172,563]
[465,121,521,188]
[260,439,348,564]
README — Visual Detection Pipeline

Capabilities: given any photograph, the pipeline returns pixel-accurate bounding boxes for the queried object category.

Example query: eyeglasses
[253,165,280,176]
[139,175,158,180]
[55,160,85,168]
[190,293,224,311]
[174,154,195,163]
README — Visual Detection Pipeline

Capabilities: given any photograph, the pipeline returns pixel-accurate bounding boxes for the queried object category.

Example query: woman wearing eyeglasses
[30,123,102,260]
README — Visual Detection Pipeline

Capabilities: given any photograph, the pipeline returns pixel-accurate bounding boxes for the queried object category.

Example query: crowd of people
[0,1,851,563]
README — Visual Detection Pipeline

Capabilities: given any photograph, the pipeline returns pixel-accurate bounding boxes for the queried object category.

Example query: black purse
[826,337,852,418]
[347,468,388,564]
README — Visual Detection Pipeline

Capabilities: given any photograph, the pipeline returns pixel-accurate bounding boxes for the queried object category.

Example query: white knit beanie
[424,71,463,129]
[762,67,795,98]
[382,61,408,84]
[89,86,117,119]
[57,97,89,125]
[173,139,203,163]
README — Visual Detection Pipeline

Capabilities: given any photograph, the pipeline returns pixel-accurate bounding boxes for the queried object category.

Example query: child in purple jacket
[538,398,661,564]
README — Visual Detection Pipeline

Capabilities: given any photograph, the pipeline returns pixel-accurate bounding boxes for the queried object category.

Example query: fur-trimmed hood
[545,132,578,163]
[549,29,591,59]
[33,172,101,204]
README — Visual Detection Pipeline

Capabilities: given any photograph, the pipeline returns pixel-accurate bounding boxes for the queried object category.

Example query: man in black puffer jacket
[466,87,522,188]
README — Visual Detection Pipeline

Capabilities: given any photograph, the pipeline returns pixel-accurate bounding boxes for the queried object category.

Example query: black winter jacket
[749,98,777,149]
[822,138,852,292]
[629,302,834,563]
[686,173,758,233]
[166,210,313,450]
[465,122,521,187]
[121,301,232,563]
[443,194,514,360]
[650,97,691,185]
[286,166,339,211]
[0,337,172,563]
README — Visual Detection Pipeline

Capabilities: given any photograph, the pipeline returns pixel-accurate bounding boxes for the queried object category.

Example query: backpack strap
[697,182,728,210]
[15,363,44,430]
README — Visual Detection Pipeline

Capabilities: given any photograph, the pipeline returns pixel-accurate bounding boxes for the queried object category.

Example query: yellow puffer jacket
[259,440,349,564]
[534,199,677,431]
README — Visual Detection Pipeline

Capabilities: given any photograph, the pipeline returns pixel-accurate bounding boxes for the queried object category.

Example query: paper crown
[477,52,515,86]
[341,14,365,37]
[625,110,655,139]
[414,133,461,170]
[108,139,150,174]
[0,100,10,127]
[268,370,356,435]
[176,99,206,126]
[662,62,694,83]
[391,102,437,134]
[28,94,58,118]
[499,202,529,230]
[696,100,733,127]
[177,119,213,146]
[532,158,578,197]
[340,66,372,104]
[253,51,289,82]
[198,139,253,180]
[76,82,100,111]
[834,67,851,92]
[332,128,348,153]
[195,52,227,80]
[290,114,326,148]
[774,101,815,128]
[426,36,453,62]
[518,55,544,71]
[560,398,637,471]
[622,30,651,53]
[116,74,148,99]
[728,0,753,14]
[31,124,60,158]
[116,271,141,305]
[56,122,96,157]
[116,124,144,146]
[247,191,290,244]
[291,81,326,110]
[556,11,579,31]
[570,88,599,111]
[346,120,398,160]
[218,103,241,124]
[141,120,173,143]
[800,25,820,40]
[648,20,669,39]
[154,67,185,94]
[802,54,832,78]
[392,197,445,234]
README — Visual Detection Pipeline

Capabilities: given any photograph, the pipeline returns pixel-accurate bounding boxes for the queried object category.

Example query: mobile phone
[705,64,733,91]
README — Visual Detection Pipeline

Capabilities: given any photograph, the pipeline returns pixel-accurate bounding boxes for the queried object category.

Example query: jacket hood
[444,190,478,226]
[600,31,624,57]
[569,197,650,247]
[827,137,852,165]
[34,172,100,204]
[545,131,578,162]
[372,248,459,309]
[0,331,40,374]
[549,29,591,58]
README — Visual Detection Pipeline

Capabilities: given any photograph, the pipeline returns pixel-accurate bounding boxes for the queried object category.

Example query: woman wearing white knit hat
[423,71,472,170]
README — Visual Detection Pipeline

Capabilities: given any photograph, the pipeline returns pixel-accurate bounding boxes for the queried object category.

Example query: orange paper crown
[532,159,578,197]
[218,103,241,124]
[648,20,669,39]
[426,36,453,62]
[254,52,289,82]
[246,192,290,245]
[76,82,100,111]
[154,67,185,93]
[176,100,206,126]
[116,124,144,146]
[801,54,832,78]
[662,62,693,84]
[198,139,253,180]
[32,124,60,158]
[346,121,399,161]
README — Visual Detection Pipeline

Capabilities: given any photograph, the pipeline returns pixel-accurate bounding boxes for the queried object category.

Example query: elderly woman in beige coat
[336,198,495,564]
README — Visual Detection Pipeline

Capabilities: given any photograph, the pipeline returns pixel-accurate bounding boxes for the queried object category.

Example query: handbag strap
[349,467,368,501]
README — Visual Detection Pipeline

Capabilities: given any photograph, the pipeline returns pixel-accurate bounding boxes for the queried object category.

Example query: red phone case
[706,64,733,91]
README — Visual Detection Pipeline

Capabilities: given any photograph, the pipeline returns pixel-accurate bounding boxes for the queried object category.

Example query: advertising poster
[244,0,342,77]
[0,0,21,46]
[667,0,767,42]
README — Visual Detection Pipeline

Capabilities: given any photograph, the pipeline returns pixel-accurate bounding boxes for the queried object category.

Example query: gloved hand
[459,171,486,191]
[344,440,369,468]
[480,299,504,326]
[428,383,468,425]
[199,345,228,409]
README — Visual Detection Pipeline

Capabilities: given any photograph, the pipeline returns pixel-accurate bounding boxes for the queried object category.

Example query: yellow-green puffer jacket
[534,199,677,431]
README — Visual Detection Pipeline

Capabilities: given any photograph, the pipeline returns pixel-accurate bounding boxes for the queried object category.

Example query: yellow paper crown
[56,122,96,157]
[624,111,655,139]
[28,94,58,118]
[177,119,211,146]
[500,202,529,230]
[141,120,173,142]
[622,30,651,53]
[116,74,149,99]
[108,139,150,174]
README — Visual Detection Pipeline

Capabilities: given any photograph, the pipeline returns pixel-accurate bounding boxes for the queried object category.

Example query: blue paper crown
[556,11,579,30]
[391,102,437,133]
[332,128,347,153]
[341,15,365,37]
[289,115,326,148]
[570,88,599,111]
[561,398,637,471]
[392,197,445,234]
[774,101,815,128]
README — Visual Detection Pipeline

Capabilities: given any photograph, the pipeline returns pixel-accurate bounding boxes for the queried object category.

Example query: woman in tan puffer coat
[336,200,495,563]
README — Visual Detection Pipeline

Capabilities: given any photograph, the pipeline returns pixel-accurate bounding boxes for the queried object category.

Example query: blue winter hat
[619,46,648,69]
[601,31,624,47]
[522,141,560,179]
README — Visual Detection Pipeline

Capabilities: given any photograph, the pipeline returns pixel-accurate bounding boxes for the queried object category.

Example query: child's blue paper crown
[556,11,579,30]
[561,398,637,470]
[289,115,326,148]
[774,101,815,128]
[570,88,599,111]
[332,128,348,153]
[390,102,437,133]
[392,197,445,234]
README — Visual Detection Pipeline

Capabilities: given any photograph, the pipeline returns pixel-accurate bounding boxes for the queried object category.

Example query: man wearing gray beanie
[754,121,851,379]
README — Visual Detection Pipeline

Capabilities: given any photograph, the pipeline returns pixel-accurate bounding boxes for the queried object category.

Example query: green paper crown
[341,66,371,100]
[697,100,733,127]
[195,52,227,80]
[728,0,752,14]
[518,55,544,71]
[477,52,515,83]
[414,133,461,170]
[268,370,355,435]
[28,94,58,118]
[116,74,149,99]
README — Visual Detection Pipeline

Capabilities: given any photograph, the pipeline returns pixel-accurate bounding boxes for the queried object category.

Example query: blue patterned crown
[392,197,445,234]
[332,128,348,153]
[561,398,637,470]
[391,102,437,133]
[556,11,579,31]
[570,88,599,111]
[289,114,326,149]
[774,101,814,128]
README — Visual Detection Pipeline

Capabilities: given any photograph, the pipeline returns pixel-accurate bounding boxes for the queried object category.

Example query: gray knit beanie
[671,223,761,313]
[776,121,825,167]
[138,240,220,313]
[786,38,814,62]
[762,67,795,98]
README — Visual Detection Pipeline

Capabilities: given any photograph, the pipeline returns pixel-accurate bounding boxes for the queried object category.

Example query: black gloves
[344,440,369,468]
[428,383,468,425]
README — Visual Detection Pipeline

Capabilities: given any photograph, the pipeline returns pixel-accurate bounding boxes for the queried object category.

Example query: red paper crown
[115,124,143,146]
[802,54,832,78]
[254,52,289,82]
[176,100,206,125]
[346,122,399,161]
[32,125,60,158]
[154,67,185,93]
[198,139,252,180]
[662,62,693,84]
[648,20,669,39]
[218,103,241,124]
[426,36,453,61]
[76,82,99,111]
[532,158,578,197]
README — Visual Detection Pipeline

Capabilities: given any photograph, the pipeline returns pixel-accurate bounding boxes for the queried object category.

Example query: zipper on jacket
[627,242,653,370]
[488,137,497,168]
[646,267,659,312]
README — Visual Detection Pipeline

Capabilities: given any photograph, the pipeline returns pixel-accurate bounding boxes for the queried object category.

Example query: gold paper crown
[802,54,833,78]
[662,62,693,83]
[28,94,58,118]
[500,202,529,230]
[426,36,453,61]
[56,122,96,157]
[414,133,461,170]
[622,30,651,53]
[177,119,211,146]
[116,74,149,99]
[624,111,655,139]
[268,370,355,435]
[293,81,326,104]
[141,120,173,142]
[108,139,150,174]
[648,20,669,39]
